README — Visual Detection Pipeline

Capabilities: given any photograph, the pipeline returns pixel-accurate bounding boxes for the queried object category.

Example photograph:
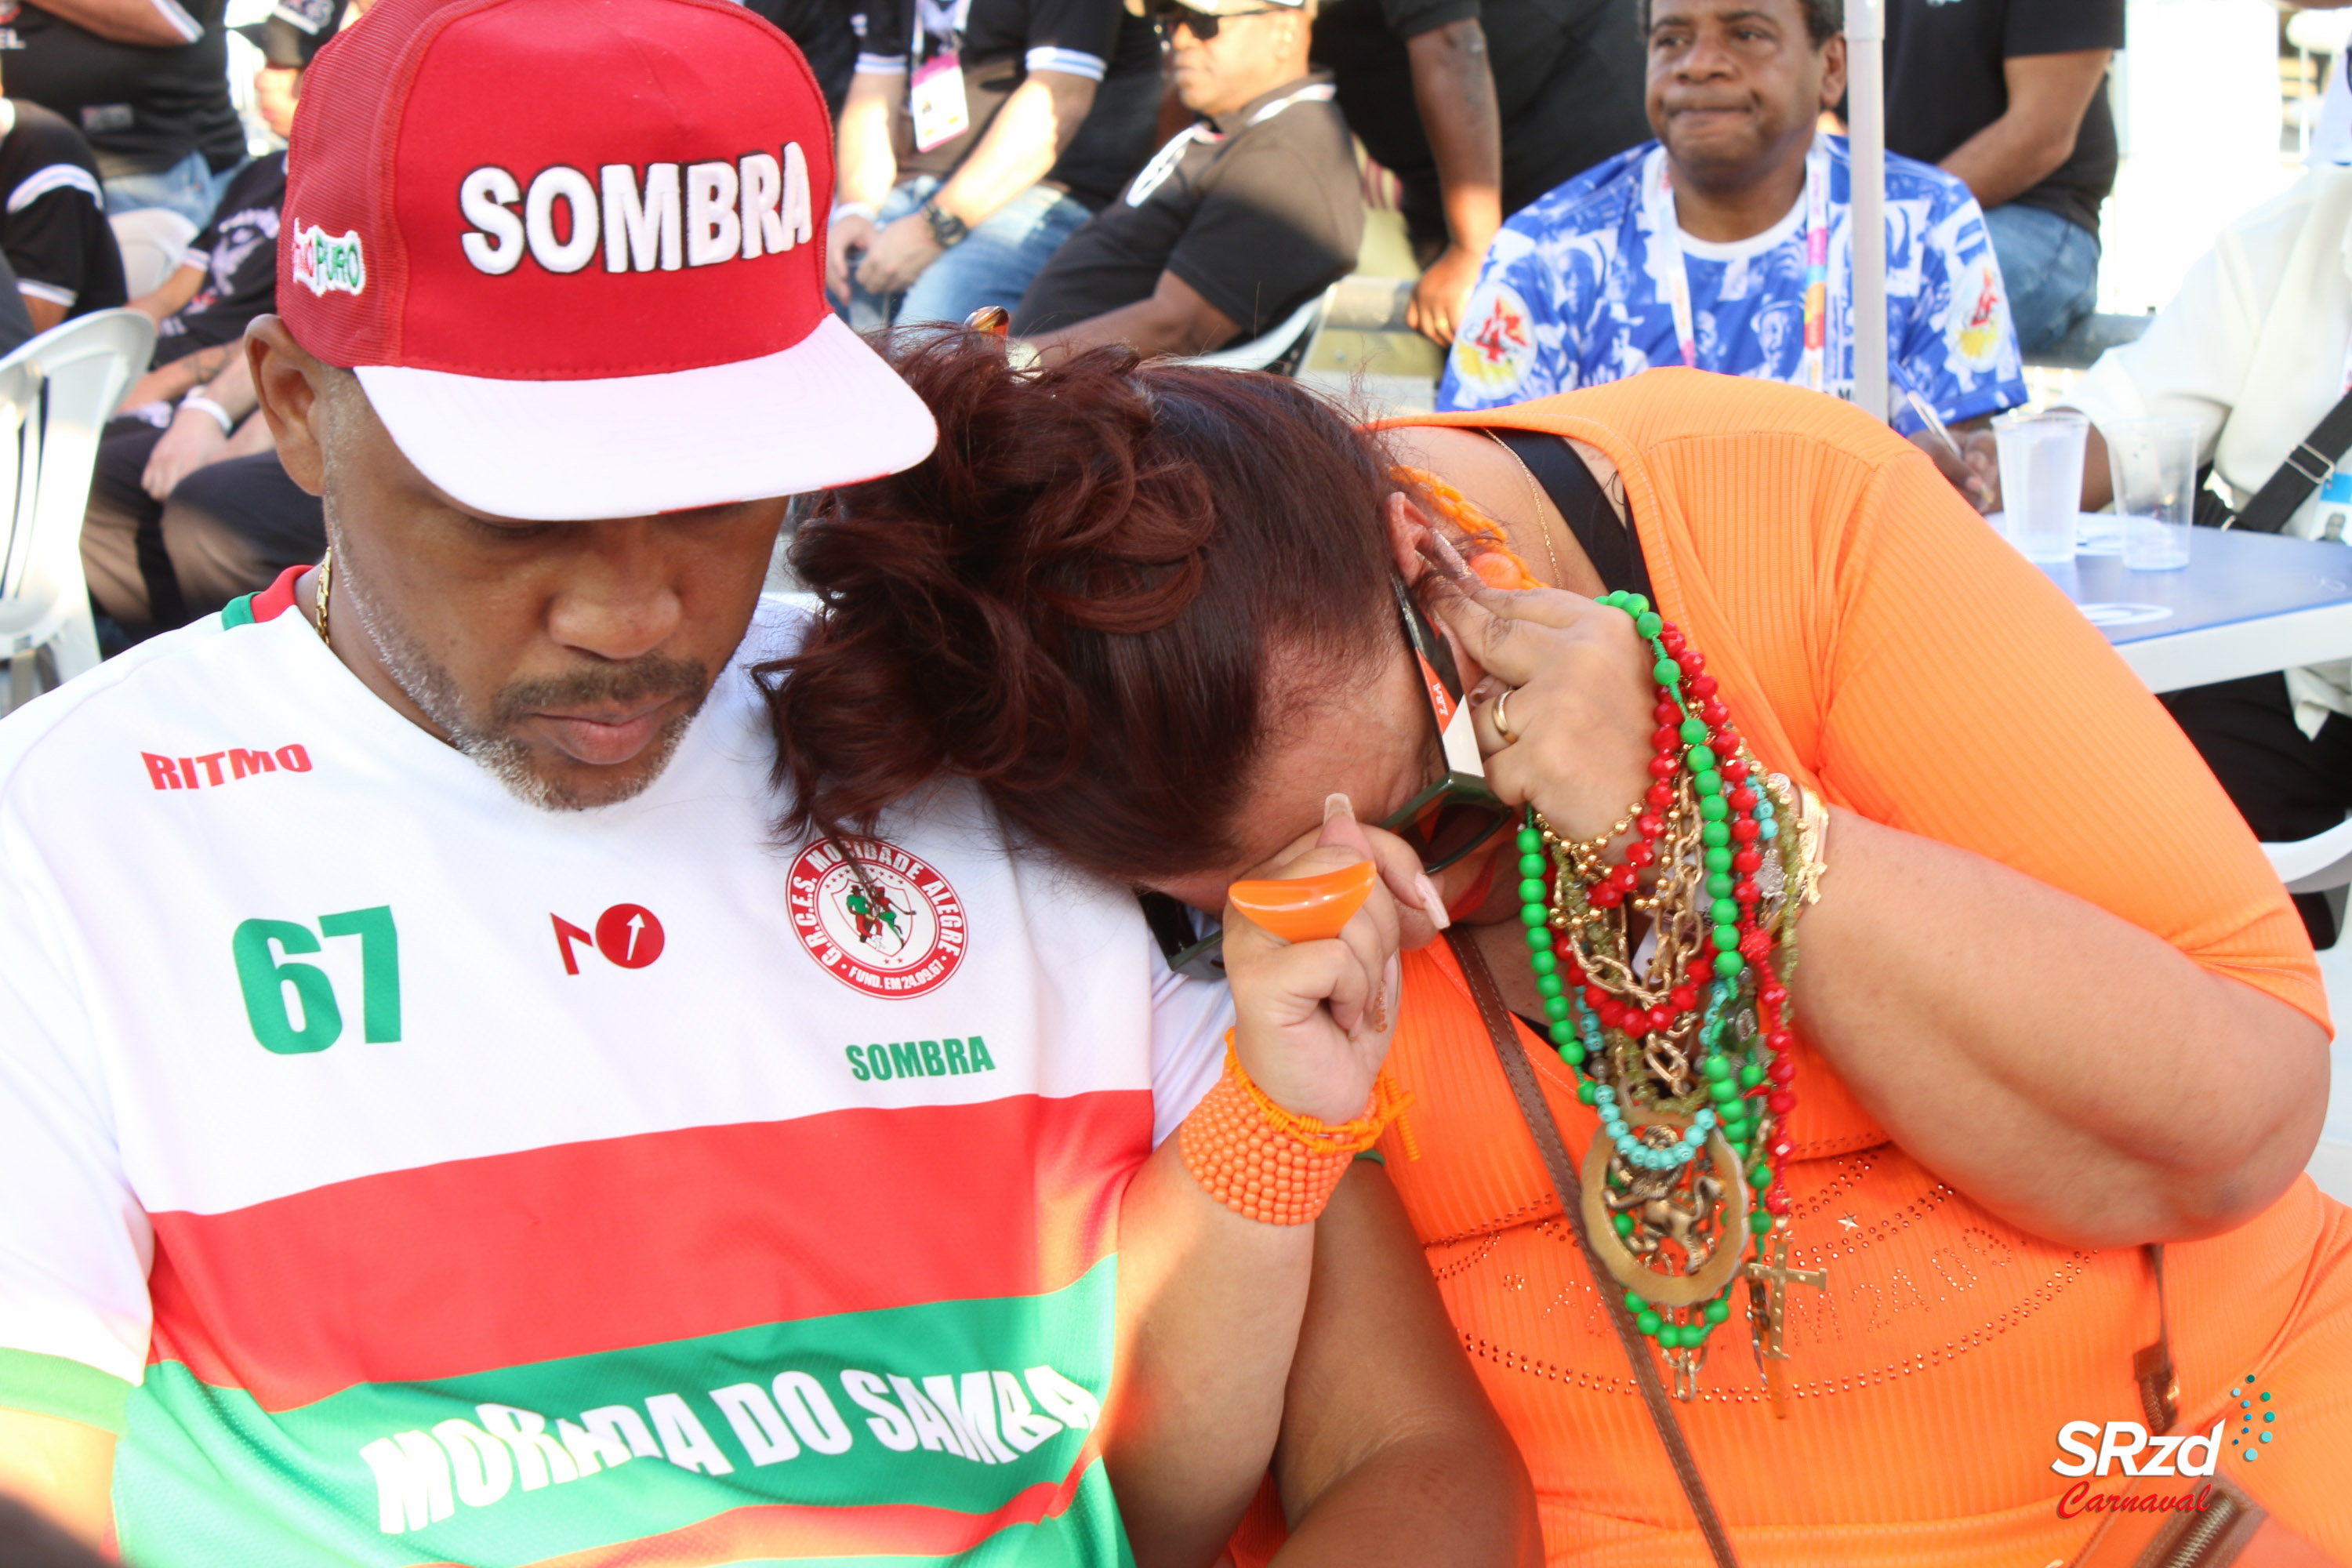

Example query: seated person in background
[1967,165,2352,948]
[828,0,1162,327]
[0,95,126,331]
[1312,0,1648,346]
[1881,0,2121,354]
[125,140,282,361]
[1438,0,2025,462]
[1012,0,1360,357]
[79,85,294,644]
[81,350,318,641]
[2,0,243,225]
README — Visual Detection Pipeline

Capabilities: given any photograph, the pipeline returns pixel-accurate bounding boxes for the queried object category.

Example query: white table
[2033,516,2352,692]
[2035,518,2352,1203]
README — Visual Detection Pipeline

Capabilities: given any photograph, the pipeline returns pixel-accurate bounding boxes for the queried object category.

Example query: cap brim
[354,314,938,521]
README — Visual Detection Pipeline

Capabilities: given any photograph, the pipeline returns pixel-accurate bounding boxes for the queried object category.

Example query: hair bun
[761,328,1397,883]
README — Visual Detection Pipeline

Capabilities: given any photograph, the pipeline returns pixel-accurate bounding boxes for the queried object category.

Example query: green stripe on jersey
[0,1346,133,1434]
[219,593,257,630]
[116,1261,1129,1568]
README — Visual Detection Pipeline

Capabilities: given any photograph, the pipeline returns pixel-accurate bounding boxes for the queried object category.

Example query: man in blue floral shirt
[1438,0,2024,456]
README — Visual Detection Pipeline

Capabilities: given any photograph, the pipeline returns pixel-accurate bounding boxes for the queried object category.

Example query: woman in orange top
[765,334,2351,1566]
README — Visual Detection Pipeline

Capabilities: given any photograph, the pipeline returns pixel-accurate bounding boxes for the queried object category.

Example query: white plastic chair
[0,308,159,713]
[1179,286,1331,376]
[110,209,199,300]
[2266,817,2352,896]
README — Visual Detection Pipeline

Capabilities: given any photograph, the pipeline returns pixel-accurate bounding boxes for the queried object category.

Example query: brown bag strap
[1446,928,1743,1568]
[2136,1243,2181,1436]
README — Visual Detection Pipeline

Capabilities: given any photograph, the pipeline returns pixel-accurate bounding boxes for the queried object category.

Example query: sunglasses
[1141,579,1512,980]
[1148,4,1287,40]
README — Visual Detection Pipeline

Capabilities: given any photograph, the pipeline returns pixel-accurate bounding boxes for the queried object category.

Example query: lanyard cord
[1124,82,1335,208]
[1642,135,1832,392]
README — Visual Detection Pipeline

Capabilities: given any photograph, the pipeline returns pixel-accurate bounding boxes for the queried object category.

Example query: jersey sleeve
[1816,442,2326,1030]
[0,822,154,1436]
[1897,188,2025,433]
[1164,141,1361,338]
[2056,218,2257,462]
[1439,224,1571,412]
[1148,955,1232,1149]
[858,0,910,73]
[2,175,105,309]
[1021,0,1118,79]
[2004,0,2122,59]
[1378,0,1477,43]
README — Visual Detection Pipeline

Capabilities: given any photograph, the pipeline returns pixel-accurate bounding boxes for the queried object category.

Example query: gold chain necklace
[1479,428,1565,588]
[313,548,332,649]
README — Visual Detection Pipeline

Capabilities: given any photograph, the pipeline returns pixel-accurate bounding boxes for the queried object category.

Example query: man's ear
[1816,32,1847,110]
[1383,489,1439,583]
[245,315,328,497]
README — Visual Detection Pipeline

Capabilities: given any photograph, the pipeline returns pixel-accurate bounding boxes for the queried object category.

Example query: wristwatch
[918,198,970,249]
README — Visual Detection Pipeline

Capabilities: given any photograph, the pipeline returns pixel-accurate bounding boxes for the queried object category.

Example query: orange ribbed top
[1338,373,2352,1565]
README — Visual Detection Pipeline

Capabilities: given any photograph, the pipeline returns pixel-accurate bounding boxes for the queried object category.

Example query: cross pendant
[1742,1229,1828,1419]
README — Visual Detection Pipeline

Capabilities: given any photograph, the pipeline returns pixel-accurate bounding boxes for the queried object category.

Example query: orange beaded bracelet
[1180,1034,1415,1225]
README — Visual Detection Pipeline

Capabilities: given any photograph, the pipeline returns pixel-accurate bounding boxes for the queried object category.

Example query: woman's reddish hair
[759,330,1398,883]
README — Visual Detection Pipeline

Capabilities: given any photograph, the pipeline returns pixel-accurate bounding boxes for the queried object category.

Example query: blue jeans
[1983,202,2100,354]
[100,149,242,229]
[842,174,1091,331]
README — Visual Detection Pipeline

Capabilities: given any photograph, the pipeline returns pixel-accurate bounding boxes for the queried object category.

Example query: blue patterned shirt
[1437,136,2027,435]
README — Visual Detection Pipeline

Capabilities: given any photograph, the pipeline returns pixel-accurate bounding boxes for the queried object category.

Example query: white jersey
[0,584,1229,1567]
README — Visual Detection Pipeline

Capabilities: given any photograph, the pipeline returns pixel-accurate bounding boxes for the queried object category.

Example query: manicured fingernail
[1428,531,1474,579]
[1415,873,1451,930]
[1325,792,1354,823]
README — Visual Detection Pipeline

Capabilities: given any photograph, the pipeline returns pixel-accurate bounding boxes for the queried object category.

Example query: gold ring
[1491,686,1519,745]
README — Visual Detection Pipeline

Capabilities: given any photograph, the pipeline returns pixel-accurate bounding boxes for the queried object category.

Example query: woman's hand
[1221,796,1433,1124]
[1419,544,1657,844]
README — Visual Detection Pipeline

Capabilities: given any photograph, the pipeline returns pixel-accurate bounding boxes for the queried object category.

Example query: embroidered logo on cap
[457,151,814,278]
[291,223,368,297]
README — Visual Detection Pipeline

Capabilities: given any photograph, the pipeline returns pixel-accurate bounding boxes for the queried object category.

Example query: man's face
[278,343,786,812]
[1167,8,1294,118]
[1646,0,1840,182]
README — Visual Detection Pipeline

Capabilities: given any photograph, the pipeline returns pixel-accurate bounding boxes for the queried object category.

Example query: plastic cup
[2104,415,2200,572]
[1992,410,2089,564]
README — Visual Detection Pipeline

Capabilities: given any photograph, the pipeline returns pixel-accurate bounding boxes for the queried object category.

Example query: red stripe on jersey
[436,1437,1103,1567]
[249,564,307,622]
[147,1091,1147,1411]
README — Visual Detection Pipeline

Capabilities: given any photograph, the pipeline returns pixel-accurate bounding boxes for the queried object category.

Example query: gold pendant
[1580,1120,1751,1309]
[1743,1229,1828,1420]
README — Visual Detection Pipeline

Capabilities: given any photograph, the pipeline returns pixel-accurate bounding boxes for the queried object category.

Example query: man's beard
[330,530,710,811]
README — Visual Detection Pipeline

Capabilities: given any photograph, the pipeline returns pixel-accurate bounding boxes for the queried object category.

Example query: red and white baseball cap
[279,0,936,521]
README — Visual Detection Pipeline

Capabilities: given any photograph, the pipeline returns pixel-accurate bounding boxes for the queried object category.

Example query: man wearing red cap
[0,0,1537,1563]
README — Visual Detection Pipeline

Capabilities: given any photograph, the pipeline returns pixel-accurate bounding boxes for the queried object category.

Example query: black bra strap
[1488,428,1652,602]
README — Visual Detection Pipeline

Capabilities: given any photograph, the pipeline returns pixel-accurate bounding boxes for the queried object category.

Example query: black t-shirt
[1013,73,1363,339]
[1882,0,2123,238]
[0,98,125,318]
[0,0,241,177]
[153,150,282,367]
[860,0,1161,208]
[752,0,862,115]
[1312,0,1645,226]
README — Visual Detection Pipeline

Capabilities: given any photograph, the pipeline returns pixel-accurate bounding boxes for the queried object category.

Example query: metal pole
[1846,0,1889,423]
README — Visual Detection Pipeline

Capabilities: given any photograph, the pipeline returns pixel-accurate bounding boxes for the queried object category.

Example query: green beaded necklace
[1516,590,1813,1399]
